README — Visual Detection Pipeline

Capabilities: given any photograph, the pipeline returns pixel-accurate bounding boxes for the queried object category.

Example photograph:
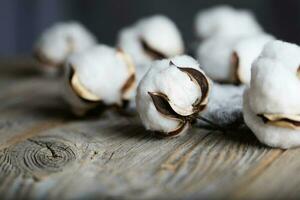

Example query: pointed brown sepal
[141,38,166,60]
[258,113,300,130]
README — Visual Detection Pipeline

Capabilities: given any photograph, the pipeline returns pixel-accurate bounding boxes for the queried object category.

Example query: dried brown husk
[69,65,101,102]
[230,51,242,85]
[154,123,190,138]
[63,66,102,116]
[140,38,166,60]
[148,92,187,137]
[258,113,300,130]
[148,92,185,120]
[170,61,210,115]
[297,66,300,79]
[116,48,136,100]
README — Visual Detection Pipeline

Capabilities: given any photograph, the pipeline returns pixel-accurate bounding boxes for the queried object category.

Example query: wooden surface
[0,59,299,200]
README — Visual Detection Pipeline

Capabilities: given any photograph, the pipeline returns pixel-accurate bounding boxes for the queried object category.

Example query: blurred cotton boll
[117,15,184,83]
[62,45,135,116]
[232,34,274,84]
[195,5,263,40]
[34,21,97,74]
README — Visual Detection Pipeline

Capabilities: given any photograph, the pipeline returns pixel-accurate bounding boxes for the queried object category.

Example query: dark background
[1,0,300,56]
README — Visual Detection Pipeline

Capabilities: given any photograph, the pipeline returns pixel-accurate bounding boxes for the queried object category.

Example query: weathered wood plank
[0,60,298,199]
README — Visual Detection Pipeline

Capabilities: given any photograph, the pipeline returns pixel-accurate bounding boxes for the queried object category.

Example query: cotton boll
[136,15,184,58]
[244,89,300,149]
[232,34,275,84]
[249,52,300,115]
[243,40,300,148]
[196,36,238,82]
[62,45,135,115]
[35,22,97,70]
[117,15,184,79]
[117,27,149,71]
[195,5,263,39]
[136,55,210,137]
[196,34,274,84]
[259,40,300,73]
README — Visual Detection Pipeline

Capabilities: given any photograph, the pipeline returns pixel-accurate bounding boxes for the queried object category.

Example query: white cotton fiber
[233,34,275,84]
[249,41,300,115]
[35,21,97,68]
[196,36,238,82]
[63,44,135,113]
[136,15,184,57]
[244,89,300,149]
[195,5,263,39]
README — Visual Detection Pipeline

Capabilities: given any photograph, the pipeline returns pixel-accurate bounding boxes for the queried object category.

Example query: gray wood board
[0,60,297,199]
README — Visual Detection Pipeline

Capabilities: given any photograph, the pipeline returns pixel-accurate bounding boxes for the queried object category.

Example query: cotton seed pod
[231,34,274,84]
[62,45,135,115]
[117,15,184,82]
[34,22,97,70]
[243,40,300,149]
[136,55,210,137]
[196,36,238,82]
[196,34,273,84]
[195,5,263,39]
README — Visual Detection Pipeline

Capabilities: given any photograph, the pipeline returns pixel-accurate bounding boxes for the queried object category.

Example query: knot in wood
[4,137,78,176]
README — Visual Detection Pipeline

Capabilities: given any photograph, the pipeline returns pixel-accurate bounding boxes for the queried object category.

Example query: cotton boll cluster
[34,22,97,72]
[243,40,300,149]
[136,55,210,137]
[117,15,184,82]
[62,45,135,116]
[195,5,274,84]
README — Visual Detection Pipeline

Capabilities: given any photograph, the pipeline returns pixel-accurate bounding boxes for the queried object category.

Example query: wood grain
[0,59,297,199]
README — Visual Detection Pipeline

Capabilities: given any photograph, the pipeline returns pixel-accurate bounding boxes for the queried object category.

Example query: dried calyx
[116,49,136,101]
[140,38,166,60]
[69,66,101,102]
[258,114,300,130]
[136,56,210,137]
[230,52,241,84]
[63,45,136,115]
